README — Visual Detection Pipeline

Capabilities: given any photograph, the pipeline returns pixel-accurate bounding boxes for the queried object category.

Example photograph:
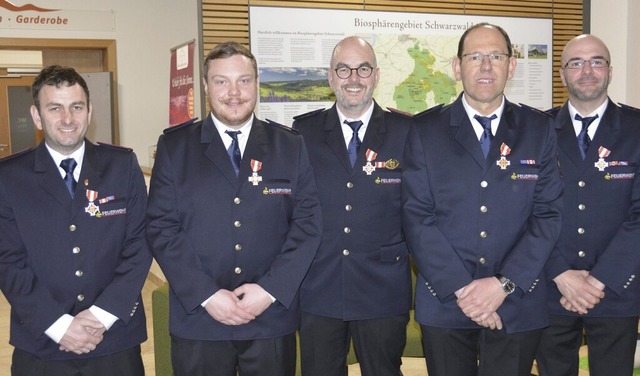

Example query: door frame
[0,38,119,144]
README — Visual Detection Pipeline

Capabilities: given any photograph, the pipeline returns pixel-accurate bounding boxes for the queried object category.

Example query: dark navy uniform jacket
[545,99,640,317]
[0,140,151,360]
[402,95,563,333]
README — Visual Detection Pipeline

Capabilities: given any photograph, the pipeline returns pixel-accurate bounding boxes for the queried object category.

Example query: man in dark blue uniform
[0,65,151,376]
[146,42,322,376]
[536,34,640,376]
[293,36,413,376]
[402,23,563,376]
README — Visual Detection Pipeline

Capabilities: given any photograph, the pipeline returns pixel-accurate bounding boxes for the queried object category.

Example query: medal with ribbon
[594,146,611,171]
[362,149,378,175]
[85,189,101,216]
[248,159,263,185]
[496,143,511,170]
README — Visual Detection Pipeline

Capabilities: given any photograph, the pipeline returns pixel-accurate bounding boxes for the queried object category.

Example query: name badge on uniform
[248,159,263,185]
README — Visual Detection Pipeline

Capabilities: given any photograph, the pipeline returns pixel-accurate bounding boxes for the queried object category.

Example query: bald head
[561,34,611,68]
[330,36,377,68]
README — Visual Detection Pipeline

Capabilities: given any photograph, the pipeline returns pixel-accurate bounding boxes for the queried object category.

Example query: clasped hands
[204,283,273,325]
[554,270,605,314]
[456,277,508,331]
[58,309,105,355]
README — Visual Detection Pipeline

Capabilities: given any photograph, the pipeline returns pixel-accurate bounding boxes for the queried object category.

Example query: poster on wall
[249,6,552,126]
[169,40,196,126]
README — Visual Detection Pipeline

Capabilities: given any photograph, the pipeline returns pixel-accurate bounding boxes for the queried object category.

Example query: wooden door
[0,75,40,158]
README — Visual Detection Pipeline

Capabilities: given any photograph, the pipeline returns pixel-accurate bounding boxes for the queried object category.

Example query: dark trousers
[12,345,144,376]
[537,314,639,376]
[421,324,542,376]
[299,311,409,376]
[171,333,296,376]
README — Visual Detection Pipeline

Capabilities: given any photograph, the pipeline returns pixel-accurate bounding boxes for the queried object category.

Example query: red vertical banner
[169,41,195,126]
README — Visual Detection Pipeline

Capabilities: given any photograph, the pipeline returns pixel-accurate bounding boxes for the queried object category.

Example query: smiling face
[30,83,91,155]
[560,34,612,110]
[203,53,258,129]
[453,25,516,115]
[328,36,380,119]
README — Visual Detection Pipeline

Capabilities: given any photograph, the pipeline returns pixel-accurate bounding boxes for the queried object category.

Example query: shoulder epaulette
[386,107,413,117]
[618,102,640,113]
[518,103,553,117]
[292,108,326,121]
[163,117,199,135]
[97,142,133,152]
[0,146,35,163]
[265,118,299,134]
[412,104,444,118]
[545,106,562,117]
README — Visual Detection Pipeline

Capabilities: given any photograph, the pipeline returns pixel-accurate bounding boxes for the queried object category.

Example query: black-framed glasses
[564,58,609,70]
[334,65,374,79]
[461,52,510,66]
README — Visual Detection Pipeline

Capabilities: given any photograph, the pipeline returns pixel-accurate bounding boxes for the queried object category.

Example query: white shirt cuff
[44,314,73,344]
[89,305,118,330]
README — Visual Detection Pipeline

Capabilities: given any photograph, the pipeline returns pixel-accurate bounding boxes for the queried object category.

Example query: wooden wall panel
[201,0,584,107]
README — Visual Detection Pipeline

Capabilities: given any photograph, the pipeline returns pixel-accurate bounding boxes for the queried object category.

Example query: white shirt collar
[46,142,85,181]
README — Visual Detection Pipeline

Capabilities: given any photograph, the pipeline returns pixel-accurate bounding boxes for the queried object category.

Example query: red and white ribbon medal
[248,159,263,186]
[496,143,511,170]
[594,147,611,171]
[363,149,378,175]
[85,189,100,216]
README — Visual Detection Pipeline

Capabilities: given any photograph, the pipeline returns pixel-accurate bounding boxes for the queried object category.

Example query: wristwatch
[495,274,516,295]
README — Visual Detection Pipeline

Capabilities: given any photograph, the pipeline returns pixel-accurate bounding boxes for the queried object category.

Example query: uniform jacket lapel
[201,115,240,186]
[35,142,74,207]
[324,105,353,173]
[450,98,486,168]
[73,142,104,219]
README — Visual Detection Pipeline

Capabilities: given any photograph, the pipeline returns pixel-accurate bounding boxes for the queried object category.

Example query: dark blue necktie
[575,113,598,159]
[474,114,497,158]
[344,120,363,167]
[225,130,242,176]
[60,158,77,198]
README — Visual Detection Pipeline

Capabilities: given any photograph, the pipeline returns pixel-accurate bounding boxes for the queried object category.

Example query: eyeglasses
[334,65,374,79]
[460,52,510,66]
[564,58,609,70]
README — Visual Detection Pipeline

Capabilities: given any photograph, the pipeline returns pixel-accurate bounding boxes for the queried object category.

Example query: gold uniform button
[77,294,85,302]
[480,231,487,238]
[578,204,586,211]
[578,227,585,234]
[233,197,241,205]
[235,244,242,251]
[345,205,352,211]
[578,181,586,187]
[480,181,488,188]
[343,249,350,256]
[69,224,77,231]
[480,206,488,213]
[344,227,351,234]
[75,270,83,277]
[479,257,486,264]
[234,267,242,274]
[234,221,241,228]
[72,247,80,254]
[578,251,586,257]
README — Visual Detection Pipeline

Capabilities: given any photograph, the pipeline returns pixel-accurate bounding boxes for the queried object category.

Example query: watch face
[504,280,516,294]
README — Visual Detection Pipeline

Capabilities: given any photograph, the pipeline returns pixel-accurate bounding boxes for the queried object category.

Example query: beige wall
[591,0,640,107]
[2,0,202,169]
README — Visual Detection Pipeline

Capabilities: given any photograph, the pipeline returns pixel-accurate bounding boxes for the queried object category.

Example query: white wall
[591,0,640,107]
[2,0,201,167]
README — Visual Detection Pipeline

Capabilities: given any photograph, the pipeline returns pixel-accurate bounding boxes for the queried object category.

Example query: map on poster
[250,6,552,126]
